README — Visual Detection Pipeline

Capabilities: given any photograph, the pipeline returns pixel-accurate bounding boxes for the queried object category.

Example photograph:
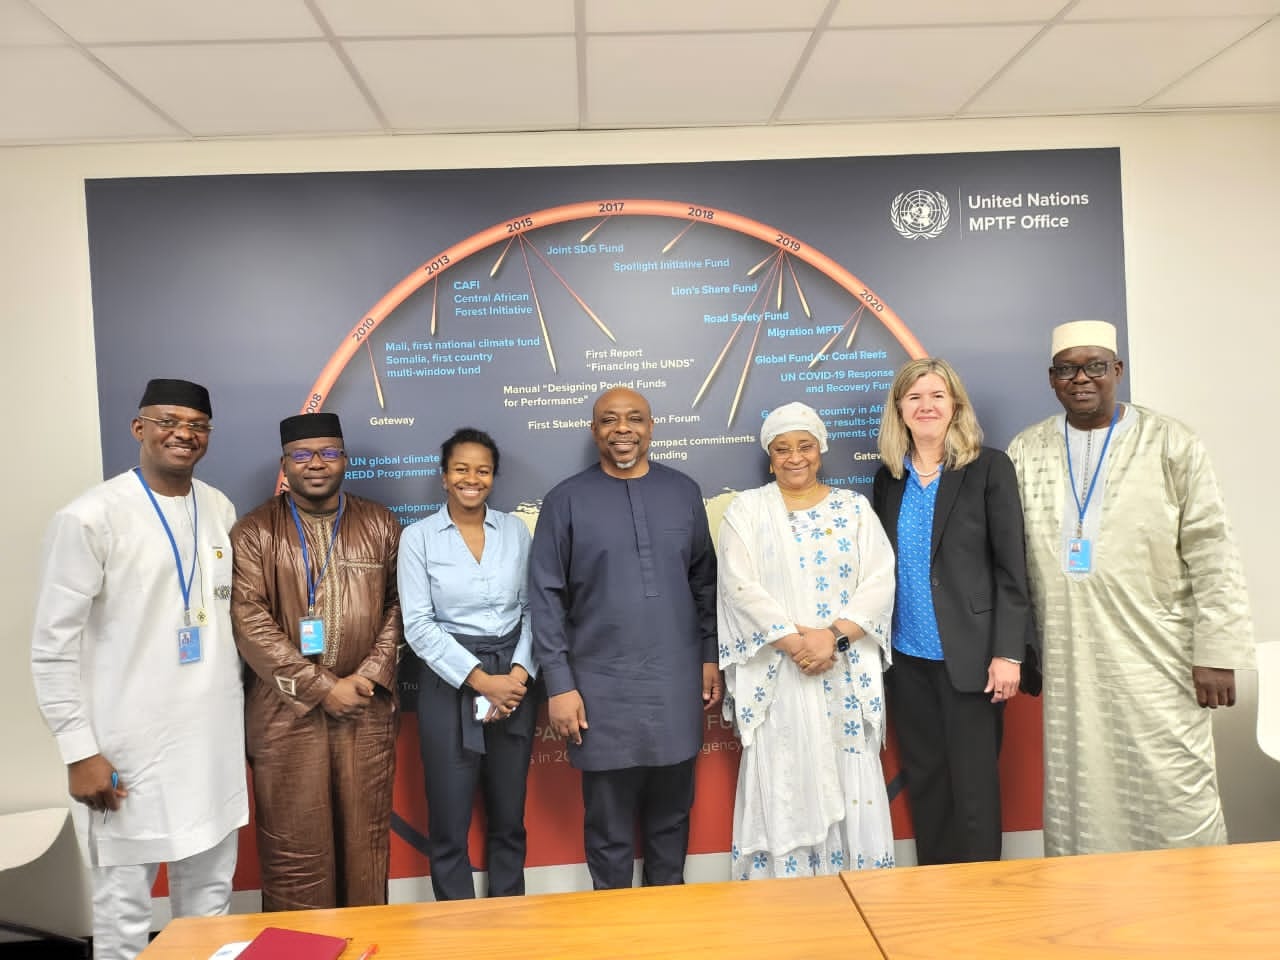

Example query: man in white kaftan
[31,379,248,960]
[1008,322,1254,857]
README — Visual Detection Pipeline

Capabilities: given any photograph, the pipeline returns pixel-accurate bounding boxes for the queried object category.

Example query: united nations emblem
[215,585,232,600]
[890,189,951,240]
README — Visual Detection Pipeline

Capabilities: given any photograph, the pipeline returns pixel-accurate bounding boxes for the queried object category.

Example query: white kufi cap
[760,402,829,453]
[1051,320,1118,357]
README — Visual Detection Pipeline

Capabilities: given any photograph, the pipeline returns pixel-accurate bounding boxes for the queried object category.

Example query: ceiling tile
[783,25,1039,120]
[345,36,578,132]
[0,47,177,142]
[830,0,1067,28]
[1,2,1274,146]
[587,32,809,126]
[31,0,320,43]
[1067,0,1280,20]
[967,19,1266,113]
[0,0,66,44]
[92,42,380,137]
[316,0,575,36]
[587,0,829,32]
[1149,18,1280,105]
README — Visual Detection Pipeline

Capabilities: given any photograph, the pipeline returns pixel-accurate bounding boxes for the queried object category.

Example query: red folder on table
[237,926,349,959]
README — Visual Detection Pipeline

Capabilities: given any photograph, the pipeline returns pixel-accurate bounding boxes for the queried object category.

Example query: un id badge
[1067,537,1093,573]
[178,625,203,664]
[300,617,325,656]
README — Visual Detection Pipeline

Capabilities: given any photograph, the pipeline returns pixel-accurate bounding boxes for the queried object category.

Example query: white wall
[2,111,1277,923]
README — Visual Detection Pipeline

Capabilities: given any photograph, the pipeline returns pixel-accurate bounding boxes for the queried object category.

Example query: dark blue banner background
[86,149,1126,517]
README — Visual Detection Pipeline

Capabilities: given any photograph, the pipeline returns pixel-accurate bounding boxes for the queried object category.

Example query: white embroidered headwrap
[760,402,829,453]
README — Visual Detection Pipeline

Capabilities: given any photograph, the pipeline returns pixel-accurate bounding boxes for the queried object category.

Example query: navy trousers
[580,758,696,890]
[416,671,537,900]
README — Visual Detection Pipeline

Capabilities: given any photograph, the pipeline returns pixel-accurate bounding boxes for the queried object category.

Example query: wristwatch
[828,624,850,653]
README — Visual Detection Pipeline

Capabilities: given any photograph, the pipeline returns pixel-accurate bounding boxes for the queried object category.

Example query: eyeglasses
[770,442,820,457]
[1050,360,1114,381]
[138,414,213,434]
[288,447,345,464]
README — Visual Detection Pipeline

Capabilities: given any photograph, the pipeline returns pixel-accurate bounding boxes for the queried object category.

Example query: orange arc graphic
[299,198,927,415]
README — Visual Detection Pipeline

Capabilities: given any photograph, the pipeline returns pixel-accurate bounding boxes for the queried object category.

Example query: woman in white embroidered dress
[719,402,897,879]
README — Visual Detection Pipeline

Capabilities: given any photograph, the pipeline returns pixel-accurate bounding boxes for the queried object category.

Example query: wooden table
[141,876,882,960]
[842,841,1280,959]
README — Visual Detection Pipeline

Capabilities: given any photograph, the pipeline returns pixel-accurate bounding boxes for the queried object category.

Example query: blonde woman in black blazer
[871,358,1036,865]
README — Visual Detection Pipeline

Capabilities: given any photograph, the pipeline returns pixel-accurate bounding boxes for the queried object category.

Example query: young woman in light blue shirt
[398,427,538,900]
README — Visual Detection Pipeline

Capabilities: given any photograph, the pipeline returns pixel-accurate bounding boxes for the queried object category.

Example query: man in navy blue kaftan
[530,387,721,889]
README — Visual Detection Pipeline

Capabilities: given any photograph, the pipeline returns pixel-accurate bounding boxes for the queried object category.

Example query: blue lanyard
[288,494,344,615]
[1064,405,1120,536]
[133,468,198,625]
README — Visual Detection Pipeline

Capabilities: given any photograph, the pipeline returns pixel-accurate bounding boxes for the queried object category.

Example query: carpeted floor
[0,940,89,958]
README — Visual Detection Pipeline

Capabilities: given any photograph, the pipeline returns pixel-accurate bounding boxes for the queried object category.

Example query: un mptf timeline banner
[85,147,1125,885]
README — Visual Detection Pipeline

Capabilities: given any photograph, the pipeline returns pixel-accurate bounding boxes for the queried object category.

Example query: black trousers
[580,758,696,890]
[887,652,1004,865]
[416,672,537,901]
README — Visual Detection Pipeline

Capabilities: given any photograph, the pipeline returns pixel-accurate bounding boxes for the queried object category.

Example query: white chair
[0,807,90,952]
[1257,641,1280,762]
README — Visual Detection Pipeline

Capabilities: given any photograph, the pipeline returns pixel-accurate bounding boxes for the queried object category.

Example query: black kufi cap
[139,378,212,417]
[280,412,343,445]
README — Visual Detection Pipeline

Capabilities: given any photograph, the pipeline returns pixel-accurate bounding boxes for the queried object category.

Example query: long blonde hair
[877,357,983,479]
